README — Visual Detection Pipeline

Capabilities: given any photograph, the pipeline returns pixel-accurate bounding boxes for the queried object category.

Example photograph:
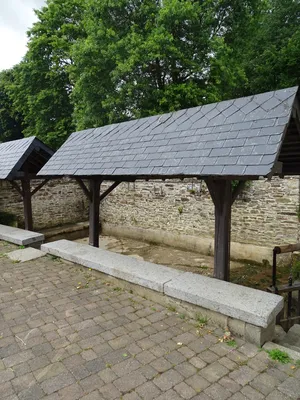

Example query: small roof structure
[39,86,300,179]
[0,136,54,180]
[0,137,54,231]
[38,87,300,281]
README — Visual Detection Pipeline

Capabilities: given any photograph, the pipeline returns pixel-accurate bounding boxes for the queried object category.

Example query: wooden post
[206,179,232,281]
[89,179,101,247]
[21,177,33,231]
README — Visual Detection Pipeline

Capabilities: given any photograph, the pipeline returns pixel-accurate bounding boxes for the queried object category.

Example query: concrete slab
[0,224,44,246]
[41,240,184,292]
[164,272,283,328]
[6,248,46,262]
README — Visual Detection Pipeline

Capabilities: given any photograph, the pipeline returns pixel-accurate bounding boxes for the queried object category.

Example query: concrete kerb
[0,224,44,247]
[41,239,284,346]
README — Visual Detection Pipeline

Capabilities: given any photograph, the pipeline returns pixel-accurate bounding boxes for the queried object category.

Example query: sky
[0,0,46,71]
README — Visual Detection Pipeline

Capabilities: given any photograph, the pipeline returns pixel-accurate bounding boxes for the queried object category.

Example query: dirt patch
[75,235,277,286]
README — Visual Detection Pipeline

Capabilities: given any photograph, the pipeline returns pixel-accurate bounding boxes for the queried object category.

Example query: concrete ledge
[41,240,183,292]
[42,239,284,344]
[164,272,283,328]
[0,224,44,247]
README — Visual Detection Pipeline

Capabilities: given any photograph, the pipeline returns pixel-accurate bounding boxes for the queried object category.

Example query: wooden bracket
[31,179,50,196]
[75,178,92,201]
[10,181,24,197]
[231,181,246,205]
[99,182,121,202]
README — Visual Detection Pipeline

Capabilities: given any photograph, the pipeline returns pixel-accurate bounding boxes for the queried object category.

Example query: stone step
[263,341,300,361]
[276,324,300,354]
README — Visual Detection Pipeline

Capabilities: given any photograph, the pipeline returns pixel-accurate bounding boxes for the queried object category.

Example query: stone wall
[101,177,300,248]
[0,178,88,229]
[0,176,299,250]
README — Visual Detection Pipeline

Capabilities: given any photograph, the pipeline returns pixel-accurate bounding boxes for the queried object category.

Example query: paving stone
[99,382,122,399]
[278,377,300,398]
[266,389,292,399]
[229,366,259,386]
[114,371,147,393]
[174,381,196,399]
[219,376,241,393]
[185,374,210,392]
[204,382,231,400]
[79,374,104,394]
[18,384,45,400]
[136,380,161,399]
[241,385,265,399]
[111,358,141,377]
[153,369,184,391]
[199,350,219,363]
[250,372,280,395]
[175,362,197,378]
[201,361,229,382]
[41,372,75,395]
[58,382,84,400]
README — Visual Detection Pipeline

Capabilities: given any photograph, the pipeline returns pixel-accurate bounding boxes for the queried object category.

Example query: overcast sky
[0,0,46,71]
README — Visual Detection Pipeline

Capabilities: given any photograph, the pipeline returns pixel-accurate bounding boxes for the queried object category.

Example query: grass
[179,313,186,320]
[167,305,177,312]
[195,314,208,327]
[267,349,292,364]
[226,340,237,347]
[230,260,292,290]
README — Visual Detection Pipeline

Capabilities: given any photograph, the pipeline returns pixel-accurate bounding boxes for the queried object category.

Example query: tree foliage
[0,0,299,147]
[0,69,24,143]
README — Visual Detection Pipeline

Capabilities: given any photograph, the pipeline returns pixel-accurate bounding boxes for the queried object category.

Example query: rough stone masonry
[0,176,299,259]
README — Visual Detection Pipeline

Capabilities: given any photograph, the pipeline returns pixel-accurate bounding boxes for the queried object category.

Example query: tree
[71,0,260,128]
[10,0,87,148]
[0,69,24,143]
[242,0,300,93]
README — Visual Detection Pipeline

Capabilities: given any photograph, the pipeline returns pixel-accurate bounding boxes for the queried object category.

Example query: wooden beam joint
[31,179,50,196]
[75,178,92,201]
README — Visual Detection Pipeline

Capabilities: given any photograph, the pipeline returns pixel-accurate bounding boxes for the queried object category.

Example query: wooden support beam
[9,181,23,197]
[21,177,33,231]
[75,178,92,201]
[89,179,101,247]
[31,179,50,196]
[231,181,246,205]
[206,179,232,281]
[99,181,121,202]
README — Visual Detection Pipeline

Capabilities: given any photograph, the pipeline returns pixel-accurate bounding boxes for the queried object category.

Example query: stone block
[0,224,44,247]
[42,240,184,292]
[245,320,275,346]
[6,248,45,262]
[164,273,283,328]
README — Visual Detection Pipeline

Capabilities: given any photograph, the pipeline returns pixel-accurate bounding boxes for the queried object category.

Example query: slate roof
[39,86,300,179]
[0,137,54,180]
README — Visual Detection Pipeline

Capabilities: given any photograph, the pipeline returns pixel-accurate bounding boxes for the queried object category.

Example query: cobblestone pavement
[0,241,300,400]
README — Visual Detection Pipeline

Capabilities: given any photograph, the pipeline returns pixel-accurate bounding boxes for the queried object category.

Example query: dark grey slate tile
[164,159,181,167]
[245,136,269,146]
[215,156,239,165]
[222,165,246,175]
[202,165,224,174]
[237,155,263,165]
[210,148,231,157]
[230,146,254,156]
[252,144,279,155]
[244,165,270,175]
